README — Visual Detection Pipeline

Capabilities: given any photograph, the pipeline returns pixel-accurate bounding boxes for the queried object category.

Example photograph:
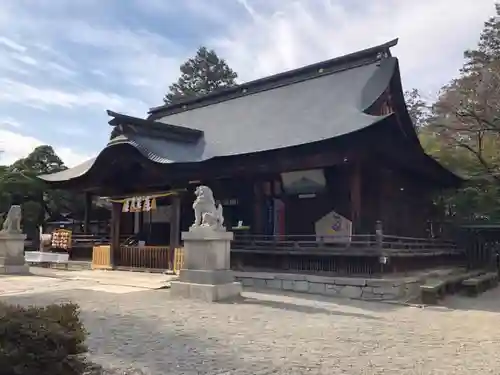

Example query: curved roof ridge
[148,38,398,118]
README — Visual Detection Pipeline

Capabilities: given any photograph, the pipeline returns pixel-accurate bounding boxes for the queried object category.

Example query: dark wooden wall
[197,165,355,236]
[120,212,134,236]
[174,160,435,238]
[363,161,434,237]
[105,130,439,240]
[112,159,436,240]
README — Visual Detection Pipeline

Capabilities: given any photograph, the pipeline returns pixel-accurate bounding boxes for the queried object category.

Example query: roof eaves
[106,136,176,164]
[107,110,203,138]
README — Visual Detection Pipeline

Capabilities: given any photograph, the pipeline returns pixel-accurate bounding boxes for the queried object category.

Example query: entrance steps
[420,269,499,305]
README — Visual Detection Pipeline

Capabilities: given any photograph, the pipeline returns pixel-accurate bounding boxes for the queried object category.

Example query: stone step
[29,261,92,271]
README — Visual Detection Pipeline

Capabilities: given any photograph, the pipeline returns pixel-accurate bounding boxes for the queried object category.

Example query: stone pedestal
[0,232,29,274]
[170,228,242,302]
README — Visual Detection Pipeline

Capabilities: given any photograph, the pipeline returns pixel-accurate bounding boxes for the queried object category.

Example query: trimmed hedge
[0,301,89,375]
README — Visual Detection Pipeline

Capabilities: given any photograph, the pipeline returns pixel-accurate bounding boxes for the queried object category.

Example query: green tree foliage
[430,73,500,181]
[430,3,500,182]
[163,46,238,105]
[0,146,84,238]
[415,3,500,221]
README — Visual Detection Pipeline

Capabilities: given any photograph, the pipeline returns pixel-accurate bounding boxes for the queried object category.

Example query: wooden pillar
[375,220,389,272]
[253,182,263,234]
[169,194,181,266]
[110,202,121,268]
[350,162,362,233]
[83,192,92,234]
[379,169,394,235]
[375,220,383,248]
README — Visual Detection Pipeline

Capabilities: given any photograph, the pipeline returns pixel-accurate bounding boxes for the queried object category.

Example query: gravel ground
[2,286,500,374]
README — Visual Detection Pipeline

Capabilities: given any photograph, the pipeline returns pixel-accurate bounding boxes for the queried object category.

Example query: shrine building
[38,39,463,272]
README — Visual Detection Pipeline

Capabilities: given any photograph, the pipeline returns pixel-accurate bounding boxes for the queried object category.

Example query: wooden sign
[122,196,157,213]
[51,229,72,250]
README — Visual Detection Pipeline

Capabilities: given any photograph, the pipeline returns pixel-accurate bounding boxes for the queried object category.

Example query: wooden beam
[350,162,362,233]
[169,194,181,267]
[83,192,92,234]
[225,150,349,176]
[253,182,264,234]
[110,202,122,268]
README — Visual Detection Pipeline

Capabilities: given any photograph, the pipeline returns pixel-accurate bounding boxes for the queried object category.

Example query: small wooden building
[39,39,462,273]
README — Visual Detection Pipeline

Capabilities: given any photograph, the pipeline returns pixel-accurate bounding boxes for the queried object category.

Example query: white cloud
[55,147,92,168]
[0,36,26,52]
[213,0,495,97]
[55,21,183,103]
[45,62,77,77]
[0,117,22,128]
[0,129,90,167]
[10,52,37,66]
[0,78,148,114]
[0,39,79,87]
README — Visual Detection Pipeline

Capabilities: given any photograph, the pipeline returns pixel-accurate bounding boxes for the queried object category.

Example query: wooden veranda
[86,231,463,276]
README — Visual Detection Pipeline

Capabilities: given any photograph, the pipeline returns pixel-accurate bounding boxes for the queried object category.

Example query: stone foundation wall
[233,271,422,301]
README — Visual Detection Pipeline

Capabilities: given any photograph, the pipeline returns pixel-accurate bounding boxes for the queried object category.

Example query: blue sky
[0,0,495,167]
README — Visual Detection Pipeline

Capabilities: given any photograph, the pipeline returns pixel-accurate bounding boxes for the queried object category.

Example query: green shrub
[0,301,89,375]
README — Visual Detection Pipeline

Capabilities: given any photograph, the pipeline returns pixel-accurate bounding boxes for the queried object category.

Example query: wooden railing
[381,235,458,253]
[232,234,379,254]
[70,234,129,261]
[232,234,459,255]
[174,248,184,274]
[231,234,463,275]
[115,245,172,271]
[90,245,185,272]
[92,245,112,270]
[72,233,132,247]
[89,233,463,276]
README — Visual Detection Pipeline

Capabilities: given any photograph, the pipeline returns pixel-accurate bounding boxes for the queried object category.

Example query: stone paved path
[29,267,176,289]
[2,277,500,374]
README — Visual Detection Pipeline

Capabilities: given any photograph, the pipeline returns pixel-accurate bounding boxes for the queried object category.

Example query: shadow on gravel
[0,272,37,278]
[0,290,278,375]
[239,288,404,313]
[227,295,382,320]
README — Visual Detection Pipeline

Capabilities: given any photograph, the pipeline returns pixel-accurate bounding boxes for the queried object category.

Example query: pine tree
[163,47,238,105]
[463,3,500,73]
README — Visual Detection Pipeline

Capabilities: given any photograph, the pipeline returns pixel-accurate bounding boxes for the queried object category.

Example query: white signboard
[315,210,352,243]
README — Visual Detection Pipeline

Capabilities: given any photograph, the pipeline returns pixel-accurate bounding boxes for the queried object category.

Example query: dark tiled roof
[40,39,402,183]
[39,158,96,182]
[149,58,395,160]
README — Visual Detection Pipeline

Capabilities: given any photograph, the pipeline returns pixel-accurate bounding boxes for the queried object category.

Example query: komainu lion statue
[191,186,225,231]
[1,205,22,234]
